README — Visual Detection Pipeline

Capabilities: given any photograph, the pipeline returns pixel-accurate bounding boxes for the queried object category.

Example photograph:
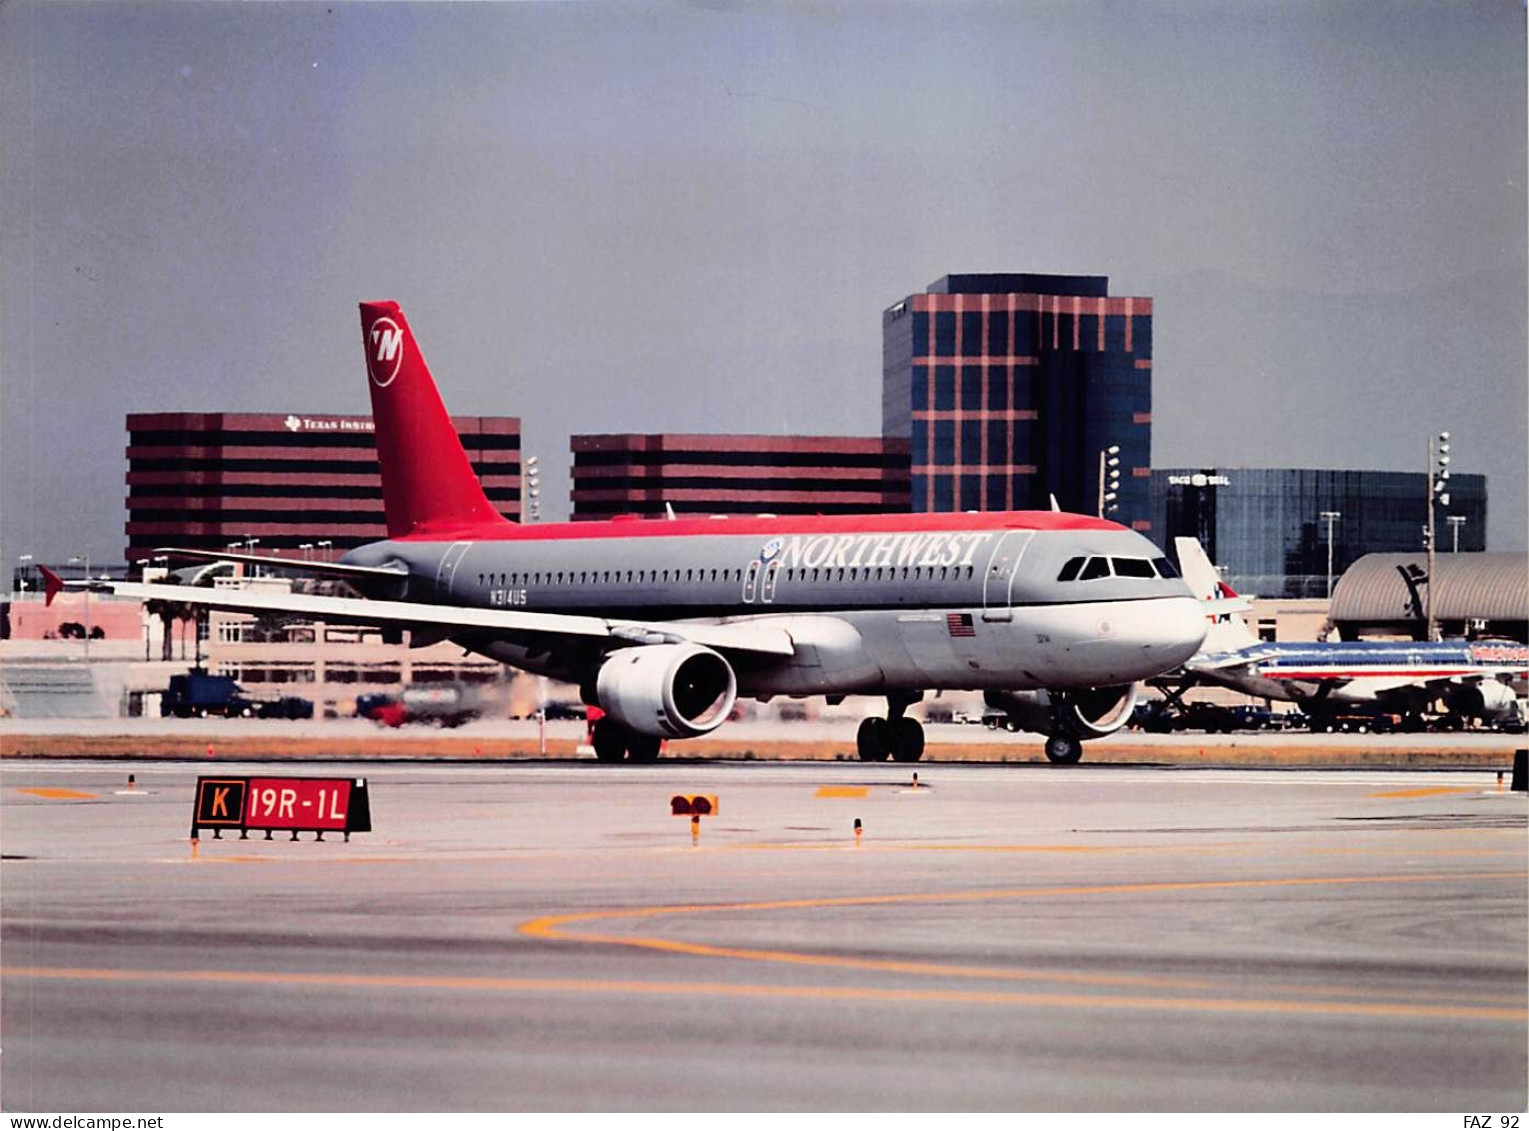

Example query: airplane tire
[592,719,627,763]
[627,734,662,763]
[890,717,925,763]
[857,717,891,762]
[1044,734,1083,765]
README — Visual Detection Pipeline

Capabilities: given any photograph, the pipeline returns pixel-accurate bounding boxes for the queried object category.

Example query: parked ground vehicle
[1309,712,1400,734]
[161,671,312,719]
[359,683,480,727]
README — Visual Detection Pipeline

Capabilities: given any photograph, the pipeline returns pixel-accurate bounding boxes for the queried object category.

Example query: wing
[74,578,796,659]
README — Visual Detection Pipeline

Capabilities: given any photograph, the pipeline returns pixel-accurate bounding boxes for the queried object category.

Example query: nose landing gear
[1043,733,1083,764]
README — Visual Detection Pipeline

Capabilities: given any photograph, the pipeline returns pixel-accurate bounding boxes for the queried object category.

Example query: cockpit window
[1112,557,1155,579]
[1151,556,1179,579]
[1079,556,1112,581]
[1056,556,1085,582]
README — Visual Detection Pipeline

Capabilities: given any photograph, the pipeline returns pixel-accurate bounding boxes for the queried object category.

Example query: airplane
[1170,537,1527,729]
[43,301,1208,765]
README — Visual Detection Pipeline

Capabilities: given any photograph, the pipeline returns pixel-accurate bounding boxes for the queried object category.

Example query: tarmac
[2,752,1525,1112]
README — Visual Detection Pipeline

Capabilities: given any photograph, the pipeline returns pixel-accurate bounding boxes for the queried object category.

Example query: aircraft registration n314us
[50,302,1207,764]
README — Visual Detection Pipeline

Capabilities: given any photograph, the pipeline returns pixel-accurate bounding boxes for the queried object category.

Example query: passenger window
[1152,556,1179,579]
[1079,557,1111,581]
[1112,557,1156,579]
[1057,557,1085,582]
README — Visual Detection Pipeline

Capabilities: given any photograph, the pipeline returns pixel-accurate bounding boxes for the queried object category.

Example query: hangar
[1330,552,1527,642]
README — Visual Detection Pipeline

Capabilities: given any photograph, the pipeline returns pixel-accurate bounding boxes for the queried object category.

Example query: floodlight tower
[1425,431,1451,640]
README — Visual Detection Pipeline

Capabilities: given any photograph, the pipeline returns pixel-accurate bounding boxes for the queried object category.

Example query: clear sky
[2,0,1524,570]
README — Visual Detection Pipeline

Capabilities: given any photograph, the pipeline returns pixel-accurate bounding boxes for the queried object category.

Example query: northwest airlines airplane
[49,302,1208,764]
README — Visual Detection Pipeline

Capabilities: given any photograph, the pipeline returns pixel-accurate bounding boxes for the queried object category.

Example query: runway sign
[192,775,372,840]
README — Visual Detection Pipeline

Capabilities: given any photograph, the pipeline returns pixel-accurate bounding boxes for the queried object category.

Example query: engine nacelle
[595,644,738,739]
[1446,679,1521,722]
[985,683,1140,741]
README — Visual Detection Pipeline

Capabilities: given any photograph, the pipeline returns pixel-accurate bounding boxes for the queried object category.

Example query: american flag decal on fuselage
[947,613,976,638]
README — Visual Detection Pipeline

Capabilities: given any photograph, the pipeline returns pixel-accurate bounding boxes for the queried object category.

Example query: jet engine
[985,684,1140,741]
[1445,679,1521,723]
[595,644,738,739]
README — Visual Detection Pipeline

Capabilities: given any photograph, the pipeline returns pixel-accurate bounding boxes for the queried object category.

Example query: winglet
[38,564,65,607]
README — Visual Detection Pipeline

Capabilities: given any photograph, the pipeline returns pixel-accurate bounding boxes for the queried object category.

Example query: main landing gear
[591,717,662,764]
[857,693,925,763]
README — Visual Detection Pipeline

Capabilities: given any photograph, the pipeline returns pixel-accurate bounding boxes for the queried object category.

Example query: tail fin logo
[367,318,405,388]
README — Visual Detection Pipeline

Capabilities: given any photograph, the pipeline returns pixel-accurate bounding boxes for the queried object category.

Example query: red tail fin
[358,302,512,539]
[38,564,65,607]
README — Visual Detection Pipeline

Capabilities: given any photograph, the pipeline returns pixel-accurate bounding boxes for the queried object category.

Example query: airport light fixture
[1320,511,1341,599]
[317,540,333,561]
[524,455,541,524]
[1097,445,1121,518]
[300,543,314,561]
[1425,430,1451,640]
[1446,515,1466,554]
[17,553,32,595]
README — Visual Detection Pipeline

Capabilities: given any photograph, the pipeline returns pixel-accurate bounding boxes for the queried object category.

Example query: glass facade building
[1151,468,1488,598]
[570,434,911,520]
[883,274,1152,527]
[125,412,521,562]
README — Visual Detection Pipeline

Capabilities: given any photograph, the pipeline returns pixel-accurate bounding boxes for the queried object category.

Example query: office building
[569,434,911,521]
[125,412,521,562]
[883,273,1152,525]
[1151,467,1488,598]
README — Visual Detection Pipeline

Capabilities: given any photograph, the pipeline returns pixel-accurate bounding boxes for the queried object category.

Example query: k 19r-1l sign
[192,775,372,842]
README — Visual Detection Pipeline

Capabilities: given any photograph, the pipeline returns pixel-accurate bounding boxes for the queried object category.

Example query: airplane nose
[1144,596,1208,667]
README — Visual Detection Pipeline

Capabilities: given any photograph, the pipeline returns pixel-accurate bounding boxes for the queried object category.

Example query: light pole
[524,456,541,523]
[68,554,91,659]
[317,540,332,562]
[1320,511,1341,598]
[17,553,32,596]
[1425,430,1451,641]
[1446,515,1466,554]
[1097,445,1120,518]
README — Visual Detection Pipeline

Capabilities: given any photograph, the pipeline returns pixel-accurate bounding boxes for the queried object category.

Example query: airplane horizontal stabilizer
[66,578,797,659]
[151,547,409,581]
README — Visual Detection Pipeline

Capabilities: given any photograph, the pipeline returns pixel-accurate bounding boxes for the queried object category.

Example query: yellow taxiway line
[517,871,1529,1017]
[2,964,1523,1023]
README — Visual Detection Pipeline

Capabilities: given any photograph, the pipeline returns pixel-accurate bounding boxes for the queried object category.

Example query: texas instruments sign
[282,414,376,433]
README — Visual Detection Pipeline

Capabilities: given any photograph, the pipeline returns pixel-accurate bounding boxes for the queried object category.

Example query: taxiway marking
[2,965,1522,1023]
[518,871,1529,1016]
[1369,786,1481,799]
[15,788,97,800]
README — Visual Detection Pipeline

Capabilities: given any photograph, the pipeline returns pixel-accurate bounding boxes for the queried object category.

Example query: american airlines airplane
[1173,537,1526,728]
[47,302,1208,764]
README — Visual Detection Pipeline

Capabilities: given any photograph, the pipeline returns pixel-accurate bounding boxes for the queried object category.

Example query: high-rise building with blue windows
[882,274,1153,528]
[1151,467,1489,598]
